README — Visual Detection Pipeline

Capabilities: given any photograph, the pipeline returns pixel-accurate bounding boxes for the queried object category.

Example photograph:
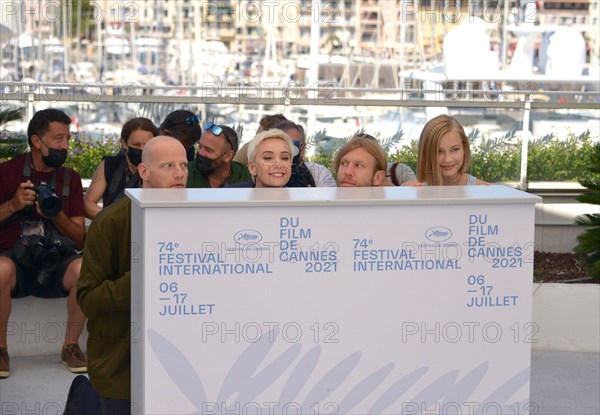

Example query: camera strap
[104,156,128,205]
[390,163,400,186]
[22,153,73,198]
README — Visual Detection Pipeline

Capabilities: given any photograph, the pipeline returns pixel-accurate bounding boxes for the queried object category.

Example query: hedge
[1,129,595,182]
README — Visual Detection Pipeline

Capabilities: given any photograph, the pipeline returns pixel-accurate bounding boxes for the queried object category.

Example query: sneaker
[0,347,8,378]
[61,344,87,374]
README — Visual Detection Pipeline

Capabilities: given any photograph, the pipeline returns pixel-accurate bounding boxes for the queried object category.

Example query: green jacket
[77,197,132,400]
[186,161,252,188]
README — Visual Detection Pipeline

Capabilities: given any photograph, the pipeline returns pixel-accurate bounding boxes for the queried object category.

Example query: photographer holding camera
[0,109,87,378]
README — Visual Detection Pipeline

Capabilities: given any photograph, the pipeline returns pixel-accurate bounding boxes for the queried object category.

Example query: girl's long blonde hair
[417,115,471,185]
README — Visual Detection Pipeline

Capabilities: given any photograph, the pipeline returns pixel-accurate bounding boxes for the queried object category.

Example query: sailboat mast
[176,4,185,85]
[62,0,70,81]
[77,0,82,66]
[307,1,321,132]
[501,0,511,69]
[194,0,202,87]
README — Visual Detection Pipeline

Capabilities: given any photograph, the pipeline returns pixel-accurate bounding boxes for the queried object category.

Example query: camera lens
[35,186,62,218]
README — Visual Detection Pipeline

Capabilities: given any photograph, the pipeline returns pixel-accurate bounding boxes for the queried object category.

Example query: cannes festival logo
[147,328,531,414]
[425,226,453,242]
[234,229,263,244]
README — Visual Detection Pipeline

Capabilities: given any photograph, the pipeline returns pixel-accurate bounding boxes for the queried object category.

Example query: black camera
[32,184,62,218]
[13,232,76,287]
[286,140,315,188]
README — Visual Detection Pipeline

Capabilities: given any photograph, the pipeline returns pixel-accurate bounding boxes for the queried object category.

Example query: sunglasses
[203,121,234,150]
[167,114,201,128]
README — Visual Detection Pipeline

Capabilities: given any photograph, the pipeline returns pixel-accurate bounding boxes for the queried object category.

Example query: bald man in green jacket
[77,136,188,413]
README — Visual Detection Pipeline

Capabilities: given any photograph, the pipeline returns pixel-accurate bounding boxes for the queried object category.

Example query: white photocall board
[128,186,541,415]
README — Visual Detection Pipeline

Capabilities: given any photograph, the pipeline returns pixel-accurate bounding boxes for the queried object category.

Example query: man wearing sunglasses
[186,122,252,188]
[159,110,202,162]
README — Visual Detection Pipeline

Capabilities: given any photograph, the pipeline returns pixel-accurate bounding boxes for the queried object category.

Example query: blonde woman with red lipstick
[403,115,487,186]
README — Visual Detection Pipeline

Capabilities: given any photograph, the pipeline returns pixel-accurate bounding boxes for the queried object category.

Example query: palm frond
[0,106,24,127]
[378,131,404,152]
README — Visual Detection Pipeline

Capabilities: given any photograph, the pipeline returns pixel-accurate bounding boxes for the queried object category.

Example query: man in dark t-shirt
[0,109,87,378]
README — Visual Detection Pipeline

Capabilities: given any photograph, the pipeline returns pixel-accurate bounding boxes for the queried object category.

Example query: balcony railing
[1,81,599,190]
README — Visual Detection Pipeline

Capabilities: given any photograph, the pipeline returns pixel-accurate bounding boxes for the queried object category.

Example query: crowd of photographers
[0,107,484,413]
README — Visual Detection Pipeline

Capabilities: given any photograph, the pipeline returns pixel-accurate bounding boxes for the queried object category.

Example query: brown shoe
[61,344,87,374]
[0,347,9,378]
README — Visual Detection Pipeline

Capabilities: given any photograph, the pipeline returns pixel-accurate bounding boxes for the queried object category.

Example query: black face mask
[186,146,196,162]
[42,147,67,168]
[126,147,143,166]
[195,153,215,175]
